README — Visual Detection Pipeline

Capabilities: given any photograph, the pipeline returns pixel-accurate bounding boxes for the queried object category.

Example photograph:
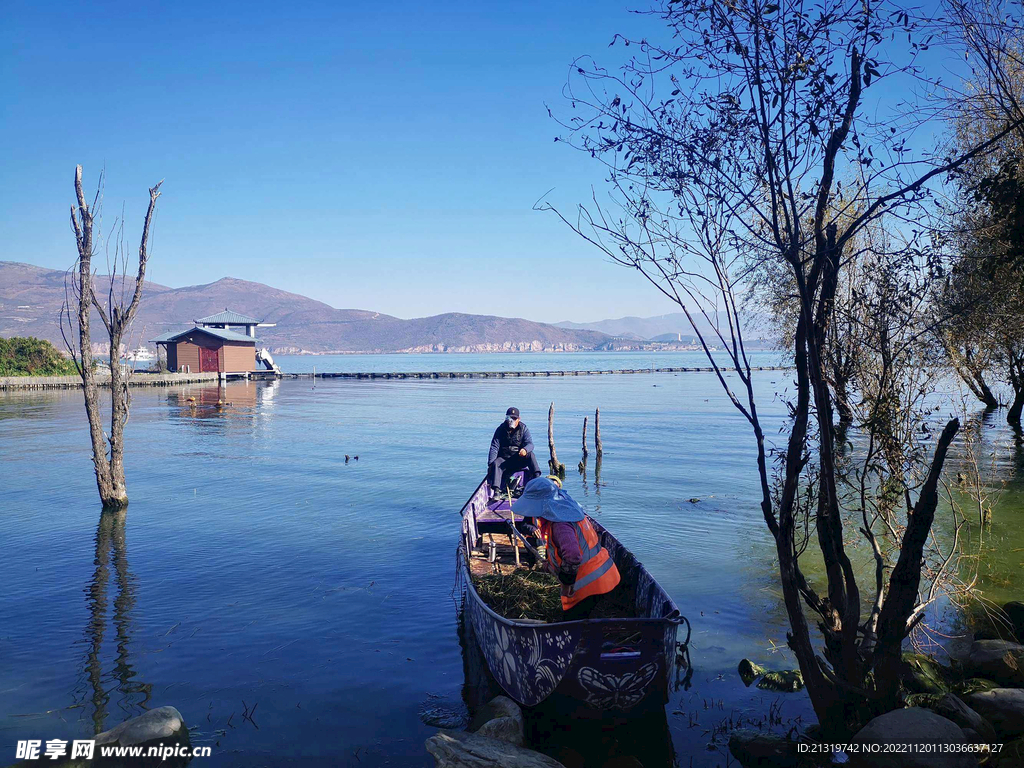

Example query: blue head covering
[511,477,585,523]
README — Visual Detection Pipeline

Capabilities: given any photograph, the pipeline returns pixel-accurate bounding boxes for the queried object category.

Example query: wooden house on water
[152,310,276,375]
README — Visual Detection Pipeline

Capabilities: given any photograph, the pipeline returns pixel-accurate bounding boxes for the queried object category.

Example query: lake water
[271,350,787,374]
[1,358,1021,767]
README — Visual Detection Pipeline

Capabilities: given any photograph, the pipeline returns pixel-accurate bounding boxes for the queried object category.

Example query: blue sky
[0,1,688,323]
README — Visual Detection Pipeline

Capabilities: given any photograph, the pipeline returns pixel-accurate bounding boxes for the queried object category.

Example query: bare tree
[544,0,1020,729]
[62,166,162,510]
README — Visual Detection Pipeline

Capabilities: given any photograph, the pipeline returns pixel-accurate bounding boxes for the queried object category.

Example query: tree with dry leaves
[545,0,1022,731]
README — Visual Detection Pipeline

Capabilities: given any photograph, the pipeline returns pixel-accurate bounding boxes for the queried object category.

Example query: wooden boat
[457,474,688,714]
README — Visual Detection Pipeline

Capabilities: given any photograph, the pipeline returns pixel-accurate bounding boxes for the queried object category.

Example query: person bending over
[487,406,542,495]
[514,476,621,621]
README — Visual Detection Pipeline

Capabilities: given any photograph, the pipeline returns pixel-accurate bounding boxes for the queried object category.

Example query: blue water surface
[6,359,1016,766]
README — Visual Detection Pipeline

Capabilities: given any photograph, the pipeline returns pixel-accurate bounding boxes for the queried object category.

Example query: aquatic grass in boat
[472,567,638,623]
[473,568,565,623]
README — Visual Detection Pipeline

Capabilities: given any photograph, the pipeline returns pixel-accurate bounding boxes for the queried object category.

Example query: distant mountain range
[0,261,771,354]
[555,311,765,344]
[0,261,617,354]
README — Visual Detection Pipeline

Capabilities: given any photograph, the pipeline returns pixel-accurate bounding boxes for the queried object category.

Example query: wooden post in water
[582,416,589,458]
[594,407,603,457]
[547,402,565,478]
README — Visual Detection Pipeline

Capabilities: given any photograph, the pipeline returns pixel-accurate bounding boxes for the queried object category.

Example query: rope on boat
[673,612,694,691]
[451,544,467,611]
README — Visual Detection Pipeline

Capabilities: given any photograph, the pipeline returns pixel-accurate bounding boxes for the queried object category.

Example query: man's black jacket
[487,422,535,464]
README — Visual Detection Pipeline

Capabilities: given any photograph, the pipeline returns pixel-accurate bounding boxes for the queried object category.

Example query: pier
[1,366,791,390]
[256,365,789,380]
[0,372,220,390]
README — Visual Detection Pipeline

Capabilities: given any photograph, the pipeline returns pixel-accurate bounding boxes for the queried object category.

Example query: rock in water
[952,677,1001,696]
[426,730,566,768]
[95,706,189,749]
[736,659,803,691]
[600,758,644,768]
[737,659,766,686]
[851,708,973,768]
[902,652,950,694]
[475,715,524,747]
[420,702,469,730]
[965,640,1024,687]
[727,730,799,768]
[468,695,521,730]
[757,670,804,692]
[964,689,1024,738]
[467,695,525,747]
[1003,601,1024,642]
[929,693,997,743]
[986,736,1024,768]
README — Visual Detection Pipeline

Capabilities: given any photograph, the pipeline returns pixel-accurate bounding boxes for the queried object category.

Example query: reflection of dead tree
[76,510,150,733]
[61,166,162,510]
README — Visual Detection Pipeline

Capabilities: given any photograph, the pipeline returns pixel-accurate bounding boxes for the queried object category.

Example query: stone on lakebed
[928,693,997,743]
[902,652,951,694]
[1003,601,1024,642]
[95,706,189,749]
[467,695,524,746]
[426,729,566,768]
[964,688,1024,739]
[965,639,1024,687]
[851,707,973,768]
[736,659,803,691]
[728,729,800,768]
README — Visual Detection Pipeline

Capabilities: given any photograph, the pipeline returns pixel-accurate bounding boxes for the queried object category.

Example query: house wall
[175,341,202,373]
[166,332,256,373]
[220,341,256,373]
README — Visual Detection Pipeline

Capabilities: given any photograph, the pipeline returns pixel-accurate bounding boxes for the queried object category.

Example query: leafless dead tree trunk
[547,402,565,477]
[62,165,162,511]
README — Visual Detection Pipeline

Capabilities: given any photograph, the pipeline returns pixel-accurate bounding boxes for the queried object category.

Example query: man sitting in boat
[486,407,542,495]
[514,476,621,621]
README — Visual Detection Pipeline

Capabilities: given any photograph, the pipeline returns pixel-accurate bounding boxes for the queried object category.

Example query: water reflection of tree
[575,456,602,513]
[76,510,151,733]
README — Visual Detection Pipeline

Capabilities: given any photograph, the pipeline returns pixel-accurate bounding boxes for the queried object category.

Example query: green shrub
[0,337,79,376]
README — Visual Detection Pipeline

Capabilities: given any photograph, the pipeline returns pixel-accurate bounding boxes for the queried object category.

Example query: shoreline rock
[964,688,1024,738]
[467,695,525,747]
[929,693,997,743]
[728,730,800,768]
[965,640,1024,687]
[851,707,973,767]
[736,659,804,692]
[427,695,562,768]
[426,729,566,768]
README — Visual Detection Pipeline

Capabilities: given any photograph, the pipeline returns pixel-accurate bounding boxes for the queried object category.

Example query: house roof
[195,309,262,326]
[151,326,258,344]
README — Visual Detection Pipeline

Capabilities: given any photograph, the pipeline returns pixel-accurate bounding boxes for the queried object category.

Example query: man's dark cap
[506,407,520,419]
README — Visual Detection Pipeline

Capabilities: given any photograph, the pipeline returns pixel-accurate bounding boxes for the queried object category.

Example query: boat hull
[458,478,683,713]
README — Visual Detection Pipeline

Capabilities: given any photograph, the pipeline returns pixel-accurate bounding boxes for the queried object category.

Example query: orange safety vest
[540,517,621,610]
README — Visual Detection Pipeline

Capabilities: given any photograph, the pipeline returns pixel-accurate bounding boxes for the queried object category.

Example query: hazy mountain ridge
[0,261,613,354]
[555,311,712,340]
[555,310,770,345]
